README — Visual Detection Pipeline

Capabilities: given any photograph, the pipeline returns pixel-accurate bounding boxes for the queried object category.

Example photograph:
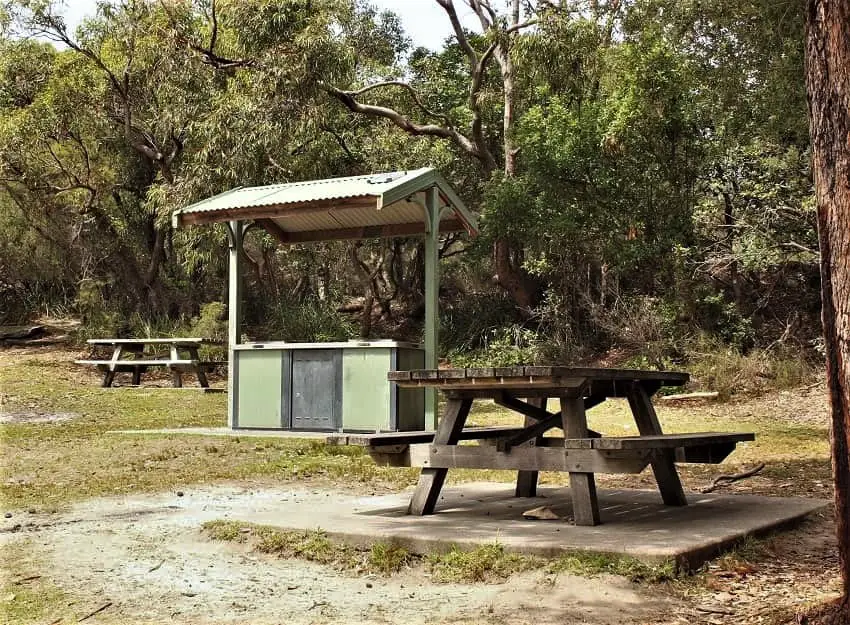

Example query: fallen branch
[700,463,766,493]
[15,574,42,583]
[696,605,735,615]
[659,391,719,402]
[147,560,165,572]
[77,602,112,622]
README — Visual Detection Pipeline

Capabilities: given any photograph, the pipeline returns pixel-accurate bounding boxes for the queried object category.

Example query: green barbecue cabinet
[232,340,424,431]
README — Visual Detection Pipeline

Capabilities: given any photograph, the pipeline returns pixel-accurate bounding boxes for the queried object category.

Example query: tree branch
[158,0,255,70]
[346,81,454,126]
[320,82,481,159]
[434,0,499,171]
[435,0,479,66]
[505,18,538,34]
[466,0,496,30]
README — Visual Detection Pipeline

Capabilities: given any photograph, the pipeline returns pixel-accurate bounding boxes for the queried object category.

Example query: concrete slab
[221,483,827,571]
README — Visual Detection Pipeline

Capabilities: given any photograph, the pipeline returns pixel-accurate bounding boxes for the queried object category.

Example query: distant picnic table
[329,367,755,526]
[75,338,224,388]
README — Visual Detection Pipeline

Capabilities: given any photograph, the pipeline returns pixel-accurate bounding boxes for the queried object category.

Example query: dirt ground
[1,483,842,625]
[1,485,683,625]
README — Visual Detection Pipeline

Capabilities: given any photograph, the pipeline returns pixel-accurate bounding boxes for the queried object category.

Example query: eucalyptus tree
[320,0,547,314]
[0,36,159,310]
[6,0,224,313]
[160,0,457,333]
[805,0,850,614]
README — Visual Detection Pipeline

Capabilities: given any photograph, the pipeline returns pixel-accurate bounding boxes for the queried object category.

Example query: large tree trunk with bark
[805,0,850,610]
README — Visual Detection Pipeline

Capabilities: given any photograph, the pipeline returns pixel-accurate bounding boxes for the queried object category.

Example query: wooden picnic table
[75,337,223,388]
[329,367,754,526]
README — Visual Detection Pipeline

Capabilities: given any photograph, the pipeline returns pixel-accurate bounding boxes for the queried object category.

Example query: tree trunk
[805,0,850,607]
[722,186,743,307]
[493,27,539,316]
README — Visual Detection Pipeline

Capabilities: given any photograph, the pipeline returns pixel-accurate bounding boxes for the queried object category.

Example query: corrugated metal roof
[171,167,478,240]
[178,169,429,216]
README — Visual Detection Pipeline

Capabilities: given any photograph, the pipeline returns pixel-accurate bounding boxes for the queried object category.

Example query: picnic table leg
[167,345,184,388]
[407,397,472,515]
[561,395,601,526]
[102,369,116,387]
[627,383,687,506]
[187,346,209,388]
[103,345,123,387]
[128,345,144,386]
[515,396,546,497]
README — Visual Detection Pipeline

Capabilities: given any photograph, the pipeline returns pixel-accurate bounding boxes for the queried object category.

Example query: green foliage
[447,325,543,368]
[0,0,821,364]
[368,542,412,575]
[190,302,227,342]
[259,296,355,343]
[427,544,534,583]
[693,293,755,351]
[440,291,521,354]
[685,340,815,399]
[202,519,246,543]
[546,552,676,582]
[73,279,122,339]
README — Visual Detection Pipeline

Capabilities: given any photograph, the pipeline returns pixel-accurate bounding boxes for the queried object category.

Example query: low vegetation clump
[202,520,676,583]
[202,521,409,574]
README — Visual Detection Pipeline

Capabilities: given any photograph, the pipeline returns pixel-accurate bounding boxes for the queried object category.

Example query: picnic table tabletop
[86,337,222,346]
[388,366,689,385]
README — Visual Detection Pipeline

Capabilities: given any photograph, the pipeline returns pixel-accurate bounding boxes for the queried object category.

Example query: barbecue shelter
[172,168,478,432]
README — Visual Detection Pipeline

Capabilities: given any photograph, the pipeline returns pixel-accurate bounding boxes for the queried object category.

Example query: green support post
[227,220,244,428]
[424,188,440,429]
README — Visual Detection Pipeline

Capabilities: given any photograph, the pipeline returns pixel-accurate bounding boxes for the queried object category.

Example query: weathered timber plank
[499,413,562,451]
[445,388,571,399]
[515,396,545,497]
[465,367,495,378]
[392,377,587,391]
[327,426,534,447]
[407,398,472,515]
[77,359,200,366]
[408,444,653,474]
[389,368,689,386]
[411,370,440,380]
[589,432,754,450]
[493,367,527,377]
[437,369,467,379]
[86,338,219,345]
[627,383,688,506]
[562,395,601,526]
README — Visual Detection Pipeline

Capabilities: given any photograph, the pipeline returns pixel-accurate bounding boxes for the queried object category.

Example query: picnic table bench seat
[328,430,753,468]
[74,359,224,370]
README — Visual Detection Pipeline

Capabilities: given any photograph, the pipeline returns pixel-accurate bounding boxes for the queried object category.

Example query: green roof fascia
[378,168,478,236]
[172,186,244,229]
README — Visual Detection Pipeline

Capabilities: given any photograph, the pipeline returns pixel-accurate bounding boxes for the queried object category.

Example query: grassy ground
[201,519,676,582]
[0,346,840,625]
[0,347,832,512]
